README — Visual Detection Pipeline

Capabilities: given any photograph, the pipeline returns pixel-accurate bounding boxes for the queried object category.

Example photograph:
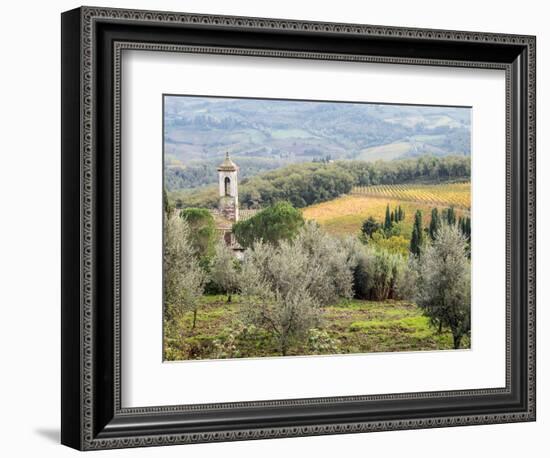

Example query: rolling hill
[164,96,471,190]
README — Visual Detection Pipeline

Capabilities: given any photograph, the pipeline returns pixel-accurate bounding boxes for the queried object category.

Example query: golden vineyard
[351,182,471,210]
[302,182,471,236]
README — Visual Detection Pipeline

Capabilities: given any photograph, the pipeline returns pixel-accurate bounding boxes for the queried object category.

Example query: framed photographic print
[61,6,536,450]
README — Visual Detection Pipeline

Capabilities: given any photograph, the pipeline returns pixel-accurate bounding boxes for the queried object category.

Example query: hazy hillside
[164,96,471,191]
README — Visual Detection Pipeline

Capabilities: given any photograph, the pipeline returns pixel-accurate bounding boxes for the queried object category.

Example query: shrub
[353,246,406,301]
[369,233,410,257]
[361,216,380,239]
[307,329,340,354]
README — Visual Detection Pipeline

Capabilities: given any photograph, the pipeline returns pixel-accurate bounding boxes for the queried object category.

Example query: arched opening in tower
[224,177,231,196]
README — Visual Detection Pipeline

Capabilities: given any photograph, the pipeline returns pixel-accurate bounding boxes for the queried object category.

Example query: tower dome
[217,152,238,172]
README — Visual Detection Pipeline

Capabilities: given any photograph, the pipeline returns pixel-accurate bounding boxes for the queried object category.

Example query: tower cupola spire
[217,153,239,221]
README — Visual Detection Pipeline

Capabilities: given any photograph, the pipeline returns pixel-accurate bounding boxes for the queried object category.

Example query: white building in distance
[217,152,239,222]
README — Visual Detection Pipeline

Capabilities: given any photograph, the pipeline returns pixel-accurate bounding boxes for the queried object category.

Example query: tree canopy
[172,155,471,210]
[233,202,304,248]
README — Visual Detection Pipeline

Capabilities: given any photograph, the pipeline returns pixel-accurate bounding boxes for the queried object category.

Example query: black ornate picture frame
[61,6,536,451]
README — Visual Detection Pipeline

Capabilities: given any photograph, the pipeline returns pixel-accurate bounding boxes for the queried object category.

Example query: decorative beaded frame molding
[61,6,536,451]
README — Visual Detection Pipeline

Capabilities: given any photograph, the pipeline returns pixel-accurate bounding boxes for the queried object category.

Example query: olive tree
[238,223,356,355]
[294,222,356,305]
[394,256,419,301]
[164,214,206,329]
[209,242,240,302]
[415,224,471,348]
[239,240,321,356]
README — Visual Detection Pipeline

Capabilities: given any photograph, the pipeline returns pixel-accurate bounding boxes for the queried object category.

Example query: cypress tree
[163,188,173,215]
[384,204,392,231]
[464,216,472,258]
[410,210,424,257]
[390,211,395,223]
[447,206,456,226]
[463,216,471,240]
[429,207,441,241]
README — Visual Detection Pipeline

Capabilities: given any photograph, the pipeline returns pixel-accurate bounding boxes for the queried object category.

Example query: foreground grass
[164,295,469,361]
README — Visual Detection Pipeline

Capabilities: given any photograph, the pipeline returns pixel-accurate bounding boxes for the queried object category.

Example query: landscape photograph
[163,95,472,361]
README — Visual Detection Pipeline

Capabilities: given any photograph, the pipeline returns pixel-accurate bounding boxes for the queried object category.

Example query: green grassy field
[163,295,468,361]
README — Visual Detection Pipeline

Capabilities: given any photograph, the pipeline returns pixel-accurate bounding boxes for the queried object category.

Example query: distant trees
[415,225,471,349]
[174,155,471,210]
[179,208,217,258]
[233,202,304,248]
[410,210,425,257]
[164,156,284,191]
[164,214,206,329]
[239,165,356,209]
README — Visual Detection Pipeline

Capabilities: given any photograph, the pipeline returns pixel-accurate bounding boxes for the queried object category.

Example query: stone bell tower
[217,152,239,221]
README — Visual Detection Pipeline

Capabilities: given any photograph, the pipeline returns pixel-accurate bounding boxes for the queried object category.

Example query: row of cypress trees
[384,204,405,231]
[410,207,471,257]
